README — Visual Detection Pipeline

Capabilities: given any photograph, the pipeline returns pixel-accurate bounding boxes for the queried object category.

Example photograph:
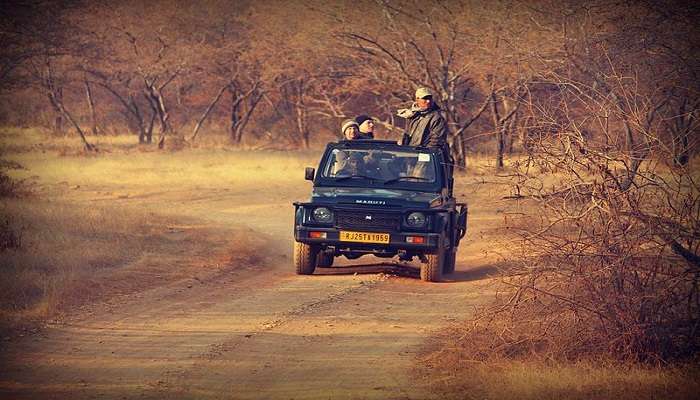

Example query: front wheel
[421,248,444,282]
[294,242,318,275]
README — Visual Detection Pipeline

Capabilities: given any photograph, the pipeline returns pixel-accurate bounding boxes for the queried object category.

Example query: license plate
[339,230,390,244]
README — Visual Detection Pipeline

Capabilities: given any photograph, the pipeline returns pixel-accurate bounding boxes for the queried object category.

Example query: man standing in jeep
[398,87,450,156]
[398,87,453,192]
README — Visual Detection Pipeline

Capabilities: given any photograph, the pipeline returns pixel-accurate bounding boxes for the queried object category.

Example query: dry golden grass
[0,128,306,331]
[1,199,145,319]
[0,195,273,331]
[4,132,318,190]
[418,357,700,400]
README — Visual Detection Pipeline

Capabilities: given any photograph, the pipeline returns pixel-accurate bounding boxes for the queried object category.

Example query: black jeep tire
[316,251,334,267]
[421,247,444,282]
[294,242,318,275]
[443,249,456,274]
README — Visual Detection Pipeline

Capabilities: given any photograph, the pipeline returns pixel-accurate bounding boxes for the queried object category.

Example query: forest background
[0,0,693,168]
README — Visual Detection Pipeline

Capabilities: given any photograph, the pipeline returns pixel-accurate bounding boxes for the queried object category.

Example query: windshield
[321,148,437,184]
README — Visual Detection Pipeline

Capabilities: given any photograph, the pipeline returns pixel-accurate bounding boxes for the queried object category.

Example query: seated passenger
[336,152,383,179]
[341,119,360,140]
[336,152,364,176]
[335,120,361,173]
[354,115,375,140]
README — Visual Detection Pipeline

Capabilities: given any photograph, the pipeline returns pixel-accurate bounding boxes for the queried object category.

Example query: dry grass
[3,135,319,192]
[0,195,272,332]
[417,352,700,400]
[0,128,304,332]
[0,199,165,322]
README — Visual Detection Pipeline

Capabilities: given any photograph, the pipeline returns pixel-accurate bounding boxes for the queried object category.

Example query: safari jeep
[292,140,467,282]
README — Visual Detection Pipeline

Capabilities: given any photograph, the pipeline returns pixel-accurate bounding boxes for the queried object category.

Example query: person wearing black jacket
[354,114,375,140]
[398,87,453,192]
[398,87,450,156]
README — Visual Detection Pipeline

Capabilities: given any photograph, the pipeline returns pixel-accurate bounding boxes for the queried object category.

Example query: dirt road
[0,179,502,399]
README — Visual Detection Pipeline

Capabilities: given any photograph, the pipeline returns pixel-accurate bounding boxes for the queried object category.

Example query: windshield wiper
[383,176,433,184]
[334,174,381,182]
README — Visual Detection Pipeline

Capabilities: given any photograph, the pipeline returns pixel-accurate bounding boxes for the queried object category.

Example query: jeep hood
[311,187,441,208]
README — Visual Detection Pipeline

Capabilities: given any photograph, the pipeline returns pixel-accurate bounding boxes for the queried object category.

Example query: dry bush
[443,52,699,363]
[0,153,26,197]
[453,148,699,364]
[416,156,698,397]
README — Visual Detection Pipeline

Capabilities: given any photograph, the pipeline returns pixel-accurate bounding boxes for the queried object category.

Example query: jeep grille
[336,211,400,231]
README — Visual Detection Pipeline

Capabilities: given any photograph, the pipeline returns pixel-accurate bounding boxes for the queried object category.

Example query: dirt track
[0,180,502,399]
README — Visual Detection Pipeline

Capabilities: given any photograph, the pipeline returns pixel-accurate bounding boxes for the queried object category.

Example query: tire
[294,242,318,275]
[421,247,444,282]
[316,251,334,267]
[443,249,456,274]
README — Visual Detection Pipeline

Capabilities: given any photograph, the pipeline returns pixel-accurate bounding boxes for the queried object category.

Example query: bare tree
[330,0,541,168]
[35,60,95,151]
[461,1,700,362]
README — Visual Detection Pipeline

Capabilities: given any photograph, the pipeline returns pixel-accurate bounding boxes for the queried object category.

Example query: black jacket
[401,104,450,156]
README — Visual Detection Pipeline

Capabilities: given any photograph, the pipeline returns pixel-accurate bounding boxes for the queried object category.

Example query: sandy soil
[0,176,506,399]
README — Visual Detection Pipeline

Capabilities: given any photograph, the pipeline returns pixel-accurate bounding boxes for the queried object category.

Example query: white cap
[415,87,433,99]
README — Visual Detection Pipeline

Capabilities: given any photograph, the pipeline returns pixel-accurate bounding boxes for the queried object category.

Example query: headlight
[406,212,426,227]
[312,207,333,223]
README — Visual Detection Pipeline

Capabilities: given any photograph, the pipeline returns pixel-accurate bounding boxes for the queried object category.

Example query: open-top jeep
[292,140,467,282]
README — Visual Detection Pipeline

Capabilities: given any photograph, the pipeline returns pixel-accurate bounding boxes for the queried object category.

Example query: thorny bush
[468,135,700,363]
[459,65,699,362]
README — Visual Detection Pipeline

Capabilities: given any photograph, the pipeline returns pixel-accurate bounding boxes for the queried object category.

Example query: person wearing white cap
[335,119,363,174]
[397,87,449,154]
[397,86,453,192]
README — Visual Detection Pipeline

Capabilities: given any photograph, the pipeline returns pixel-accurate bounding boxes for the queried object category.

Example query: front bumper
[294,226,441,251]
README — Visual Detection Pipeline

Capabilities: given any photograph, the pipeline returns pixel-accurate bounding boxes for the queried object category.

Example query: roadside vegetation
[0,129,313,334]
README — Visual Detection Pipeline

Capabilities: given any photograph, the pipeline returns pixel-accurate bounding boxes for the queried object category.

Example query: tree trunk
[505,114,513,154]
[96,81,151,144]
[50,90,96,151]
[228,84,263,146]
[491,91,504,169]
[144,92,159,145]
[448,87,493,169]
[47,91,64,134]
[229,90,242,144]
[84,78,99,135]
[60,104,96,151]
[144,83,171,148]
[452,132,466,169]
[296,105,310,149]
[191,83,228,141]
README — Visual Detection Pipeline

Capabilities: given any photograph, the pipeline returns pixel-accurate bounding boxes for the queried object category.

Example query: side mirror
[305,167,315,181]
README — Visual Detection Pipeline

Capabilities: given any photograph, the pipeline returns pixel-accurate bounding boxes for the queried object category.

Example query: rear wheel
[421,247,444,282]
[294,242,318,275]
[316,251,334,267]
[443,249,456,274]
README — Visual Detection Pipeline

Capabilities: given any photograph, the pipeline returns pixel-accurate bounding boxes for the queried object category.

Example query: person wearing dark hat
[354,115,375,140]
